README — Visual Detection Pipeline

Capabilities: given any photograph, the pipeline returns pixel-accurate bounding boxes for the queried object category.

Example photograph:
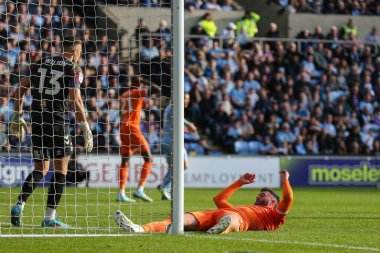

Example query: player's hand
[9,111,28,140]
[280,170,289,180]
[239,173,255,185]
[80,122,93,152]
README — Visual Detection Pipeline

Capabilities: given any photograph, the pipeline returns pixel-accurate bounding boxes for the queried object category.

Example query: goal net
[0,0,178,236]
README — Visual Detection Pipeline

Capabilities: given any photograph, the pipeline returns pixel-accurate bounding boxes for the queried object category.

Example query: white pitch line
[186,234,380,252]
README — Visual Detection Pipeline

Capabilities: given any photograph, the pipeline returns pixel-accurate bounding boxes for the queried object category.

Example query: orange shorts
[188,209,243,231]
[120,124,150,155]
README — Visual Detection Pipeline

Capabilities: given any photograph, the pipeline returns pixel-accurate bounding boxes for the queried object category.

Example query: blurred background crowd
[1,0,380,156]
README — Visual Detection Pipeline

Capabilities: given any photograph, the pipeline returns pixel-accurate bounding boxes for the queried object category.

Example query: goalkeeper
[10,38,93,228]
[157,93,198,200]
[115,170,293,234]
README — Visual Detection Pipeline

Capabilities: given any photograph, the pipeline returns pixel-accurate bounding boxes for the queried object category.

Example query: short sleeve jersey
[120,88,147,126]
[30,56,83,124]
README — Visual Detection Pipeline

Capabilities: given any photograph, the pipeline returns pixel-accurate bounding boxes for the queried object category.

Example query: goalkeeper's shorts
[31,122,73,161]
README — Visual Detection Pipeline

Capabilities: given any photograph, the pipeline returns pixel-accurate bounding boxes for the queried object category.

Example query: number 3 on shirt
[38,68,63,96]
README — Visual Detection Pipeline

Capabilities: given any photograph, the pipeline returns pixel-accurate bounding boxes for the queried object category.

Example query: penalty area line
[185,234,380,252]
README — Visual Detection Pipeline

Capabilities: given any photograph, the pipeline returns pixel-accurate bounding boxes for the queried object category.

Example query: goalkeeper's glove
[80,122,93,152]
[9,111,28,140]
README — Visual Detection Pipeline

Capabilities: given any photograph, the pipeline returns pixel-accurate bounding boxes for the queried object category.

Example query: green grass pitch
[0,186,379,253]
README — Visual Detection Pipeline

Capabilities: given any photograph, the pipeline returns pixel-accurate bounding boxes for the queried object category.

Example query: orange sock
[139,161,152,187]
[119,165,129,190]
[142,217,171,233]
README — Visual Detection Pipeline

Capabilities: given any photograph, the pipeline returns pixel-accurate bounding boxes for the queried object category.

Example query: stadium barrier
[0,154,279,188]
[2,155,378,188]
[281,157,380,187]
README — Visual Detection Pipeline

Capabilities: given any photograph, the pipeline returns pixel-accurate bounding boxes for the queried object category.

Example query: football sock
[162,170,172,190]
[44,207,56,221]
[142,218,171,233]
[46,172,66,210]
[119,165,128,191]
[138,161,152,188]
[18,170,44,204]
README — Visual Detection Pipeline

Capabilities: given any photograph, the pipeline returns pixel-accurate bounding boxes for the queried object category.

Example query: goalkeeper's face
[255,191,276,208]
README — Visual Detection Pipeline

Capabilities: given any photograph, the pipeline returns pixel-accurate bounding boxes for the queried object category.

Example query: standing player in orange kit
[117,76,160,203]
[114,170,293,233]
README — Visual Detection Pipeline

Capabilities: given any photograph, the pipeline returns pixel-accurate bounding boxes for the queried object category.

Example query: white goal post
[171,0,185,235]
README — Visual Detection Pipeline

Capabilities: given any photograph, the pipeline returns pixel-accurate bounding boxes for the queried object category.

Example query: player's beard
[255,197,270,206]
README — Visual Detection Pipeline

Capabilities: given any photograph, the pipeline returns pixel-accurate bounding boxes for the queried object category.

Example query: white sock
[137,186,144,192]
[44,207,56,221]
[16,201,25,211]
[119,189,125,195]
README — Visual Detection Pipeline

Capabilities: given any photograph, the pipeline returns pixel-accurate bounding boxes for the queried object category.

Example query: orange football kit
[119,88,152,190]
[141,178,293,233]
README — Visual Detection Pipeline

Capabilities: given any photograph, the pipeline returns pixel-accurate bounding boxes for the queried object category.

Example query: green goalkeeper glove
[80,122,93,152]
[9,111,28,140]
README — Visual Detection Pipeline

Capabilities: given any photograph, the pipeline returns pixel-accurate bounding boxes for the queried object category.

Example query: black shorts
[31,122,73,161]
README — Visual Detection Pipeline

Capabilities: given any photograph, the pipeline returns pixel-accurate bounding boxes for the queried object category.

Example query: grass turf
[0,187,379,253]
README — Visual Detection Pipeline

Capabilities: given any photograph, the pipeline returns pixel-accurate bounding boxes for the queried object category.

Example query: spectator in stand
[265,22,280,39]
[140,38,159,61]
[186,0,204,11]
[276,122,296,145]
[297,0,314,13]
[341,18,358,40]
[204,0,222,11]
[222,0,235,11]
[155,20,171,46]
[235,11,261,38]
[199,13,218,38]
[265,23,280,50]
[190,23,209,47]
[259,136,278,155]
[135,18,150,48]
[365,26,380,46]
[222,22,237,47]
[326,25,340,49]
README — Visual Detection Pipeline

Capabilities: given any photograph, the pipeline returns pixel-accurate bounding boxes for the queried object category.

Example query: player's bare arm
[68,84,93,152]
[213,173,256,209]
[9,77,31,139]
[276,170,293,214]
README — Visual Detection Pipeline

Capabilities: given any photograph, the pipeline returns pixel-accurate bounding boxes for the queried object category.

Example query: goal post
[171,0,185,235]
[0,0,182,237]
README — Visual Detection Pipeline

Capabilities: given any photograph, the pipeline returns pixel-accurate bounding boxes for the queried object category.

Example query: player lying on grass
[114,170,293,234]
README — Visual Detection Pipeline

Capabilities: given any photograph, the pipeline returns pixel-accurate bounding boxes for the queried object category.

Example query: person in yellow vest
[235,10,261,38]
[199,13,218,38]
[341,18,358,40]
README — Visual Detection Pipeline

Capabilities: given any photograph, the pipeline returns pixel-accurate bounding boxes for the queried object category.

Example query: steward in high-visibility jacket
[341,18,358,39]
[235,11,261,38]
[199,13,218,38]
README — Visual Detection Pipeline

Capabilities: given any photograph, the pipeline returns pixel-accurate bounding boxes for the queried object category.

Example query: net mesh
[0,0,172,236]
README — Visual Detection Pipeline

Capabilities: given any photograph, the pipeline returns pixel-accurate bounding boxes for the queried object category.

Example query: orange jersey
[191,179,293,231]
[120,88,147,126]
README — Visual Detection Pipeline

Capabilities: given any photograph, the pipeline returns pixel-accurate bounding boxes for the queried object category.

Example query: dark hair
[260,187,280,205]
[62,37,82,52]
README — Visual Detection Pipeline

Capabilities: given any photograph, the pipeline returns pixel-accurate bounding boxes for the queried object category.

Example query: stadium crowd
[183,14,380,155]
[1,0,380,156]
[275,0,380,15]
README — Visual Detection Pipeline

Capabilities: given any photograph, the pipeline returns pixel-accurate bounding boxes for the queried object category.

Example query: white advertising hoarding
[78,155,280,188]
